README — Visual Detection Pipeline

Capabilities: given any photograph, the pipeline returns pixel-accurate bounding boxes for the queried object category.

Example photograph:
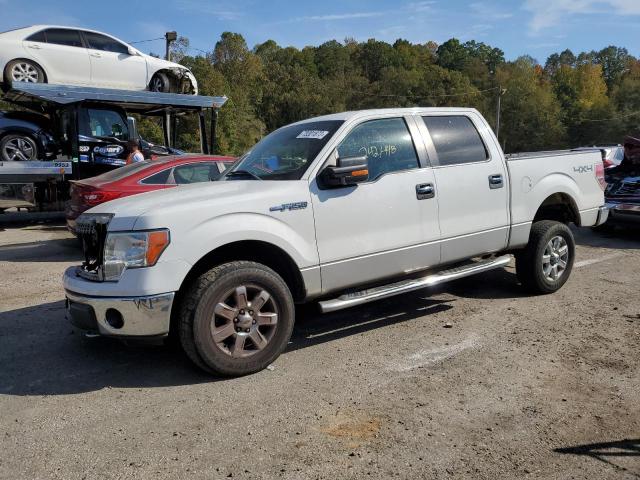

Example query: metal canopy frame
[3,83,228,155]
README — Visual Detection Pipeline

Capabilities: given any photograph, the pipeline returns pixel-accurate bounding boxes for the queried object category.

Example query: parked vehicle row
[64,107,608,377]
[0,25,197,94]
[66,155,235,234]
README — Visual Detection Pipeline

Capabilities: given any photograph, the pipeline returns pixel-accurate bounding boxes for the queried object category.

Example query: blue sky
[1,0,640,63]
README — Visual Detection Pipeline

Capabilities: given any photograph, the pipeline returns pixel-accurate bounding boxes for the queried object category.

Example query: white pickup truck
[64,108,608,376]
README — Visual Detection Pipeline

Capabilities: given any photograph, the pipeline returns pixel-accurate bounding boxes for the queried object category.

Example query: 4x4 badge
[270,202,308,212]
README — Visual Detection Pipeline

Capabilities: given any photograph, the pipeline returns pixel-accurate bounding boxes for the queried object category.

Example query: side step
[318,255,512,313]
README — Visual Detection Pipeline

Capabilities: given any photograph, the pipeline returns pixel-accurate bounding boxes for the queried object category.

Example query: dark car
[0,108,181,165]
[66,154,235,234]
[603,136,640,226]
[0,110,58,161]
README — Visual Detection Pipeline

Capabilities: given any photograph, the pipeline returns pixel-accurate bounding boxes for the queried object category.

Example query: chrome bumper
[606,202,640,224]
[65,290,174,337]
[595,205,610,226]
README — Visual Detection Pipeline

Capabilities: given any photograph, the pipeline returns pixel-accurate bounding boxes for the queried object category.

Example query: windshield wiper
[225,170,262,181]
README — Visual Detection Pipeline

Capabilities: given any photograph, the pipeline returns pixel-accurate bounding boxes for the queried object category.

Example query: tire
[515,220,575,294]
[4,59,45,85]
[0,134,39,161]
[179,261,295,376]
[149,72,171,93]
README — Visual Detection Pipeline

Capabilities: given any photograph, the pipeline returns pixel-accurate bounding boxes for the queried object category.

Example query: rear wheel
[0,134,39,161]
[515,220,575,294]
[149,72,171,93]
[4,60,45,85]
[179,261,295,376]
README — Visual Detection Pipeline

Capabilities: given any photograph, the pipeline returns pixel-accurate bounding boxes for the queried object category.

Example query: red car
[66,155,235,234]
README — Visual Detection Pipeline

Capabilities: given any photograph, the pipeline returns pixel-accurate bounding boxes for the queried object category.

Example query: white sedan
[0,25,198,94]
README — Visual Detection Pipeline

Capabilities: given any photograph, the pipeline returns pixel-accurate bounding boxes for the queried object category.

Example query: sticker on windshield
[297,130,330,140]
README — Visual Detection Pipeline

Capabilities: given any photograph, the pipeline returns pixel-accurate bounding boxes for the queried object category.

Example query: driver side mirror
[320,155,369,188]
[127,47,139,56]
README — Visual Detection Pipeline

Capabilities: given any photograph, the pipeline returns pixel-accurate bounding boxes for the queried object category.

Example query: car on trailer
[0,25,197,94]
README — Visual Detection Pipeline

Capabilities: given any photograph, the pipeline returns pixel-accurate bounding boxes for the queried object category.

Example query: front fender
[176,212,317,269]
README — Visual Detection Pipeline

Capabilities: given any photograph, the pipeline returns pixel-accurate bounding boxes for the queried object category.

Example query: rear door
[82,31,148,90]
[311,115,441,293]
[23,28,91,85]
[418,113,509,263]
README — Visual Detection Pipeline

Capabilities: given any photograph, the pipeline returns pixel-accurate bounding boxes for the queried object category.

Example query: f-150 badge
[270,202,308,212]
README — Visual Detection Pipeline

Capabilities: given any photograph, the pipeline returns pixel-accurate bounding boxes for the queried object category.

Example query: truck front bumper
[65,290,174,337]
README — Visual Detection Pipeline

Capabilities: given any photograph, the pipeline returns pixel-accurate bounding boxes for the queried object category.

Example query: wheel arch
[170,240,307,335]
[3,58,48,83]
[533,192,581,226]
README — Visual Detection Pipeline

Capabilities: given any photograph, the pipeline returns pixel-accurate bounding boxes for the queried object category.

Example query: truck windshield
[225,120,344,180]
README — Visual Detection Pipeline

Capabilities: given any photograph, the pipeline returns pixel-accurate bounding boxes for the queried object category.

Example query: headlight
[103,230,170,281]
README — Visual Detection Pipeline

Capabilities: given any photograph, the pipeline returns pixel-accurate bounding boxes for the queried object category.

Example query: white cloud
[470,2,513,20]
[296,12,386,21]
[524,0,640,33]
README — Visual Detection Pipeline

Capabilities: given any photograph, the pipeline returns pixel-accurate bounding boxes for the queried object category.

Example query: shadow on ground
[0,293,453,396]
[574,225,640,250]
[0,238,81,262]
[555,438,640,478]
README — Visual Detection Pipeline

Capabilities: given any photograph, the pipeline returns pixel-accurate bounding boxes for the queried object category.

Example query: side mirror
[127,116,138,141]
[127,47,139,56]
[320,155,369,187]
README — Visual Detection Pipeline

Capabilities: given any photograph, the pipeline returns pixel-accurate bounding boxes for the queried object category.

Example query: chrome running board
[318,255,512,313]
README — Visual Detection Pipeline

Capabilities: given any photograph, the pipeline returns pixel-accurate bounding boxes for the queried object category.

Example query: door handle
[416,183,435,200]
[90,52,102,58]
[27,44,42,49]
[488,174,504,189]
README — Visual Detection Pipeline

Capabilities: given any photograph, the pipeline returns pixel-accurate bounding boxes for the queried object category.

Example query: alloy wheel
[542,235,569,282]
[2,136,37,161]
[11,63,40,83]
[210,285,279,358]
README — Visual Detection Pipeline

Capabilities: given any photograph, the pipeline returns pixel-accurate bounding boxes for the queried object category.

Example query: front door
[82,31,148,90]
[311,116,441,293]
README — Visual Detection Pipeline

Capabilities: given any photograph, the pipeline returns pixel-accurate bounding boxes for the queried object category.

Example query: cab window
[337,118,419,181]
[42,28,83,48]
[83,32,129,55]
[81,109,128,139]
[422,116,488,166]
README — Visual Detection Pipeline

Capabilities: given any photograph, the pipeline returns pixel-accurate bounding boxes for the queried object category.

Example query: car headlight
[103,229,170,281]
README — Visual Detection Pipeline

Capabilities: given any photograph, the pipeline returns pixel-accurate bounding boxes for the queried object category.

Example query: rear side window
[140,168,171,185]
[25,30,46,42]
[42,28,83,48]
[173,163,218,184]
[84,32,129,54]
[422,116,488,166]
[337,118,419,181]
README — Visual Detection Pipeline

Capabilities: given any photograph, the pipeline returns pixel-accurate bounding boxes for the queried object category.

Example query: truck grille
[76,215,111,281]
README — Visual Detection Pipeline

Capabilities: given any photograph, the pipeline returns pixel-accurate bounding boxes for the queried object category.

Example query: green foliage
[4,32,636,156]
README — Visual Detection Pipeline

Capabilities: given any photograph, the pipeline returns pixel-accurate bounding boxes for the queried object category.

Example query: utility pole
[495,86,507,141]
[165,31,177,62]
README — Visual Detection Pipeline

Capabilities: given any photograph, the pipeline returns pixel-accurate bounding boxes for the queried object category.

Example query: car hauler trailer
[0,82,227,212]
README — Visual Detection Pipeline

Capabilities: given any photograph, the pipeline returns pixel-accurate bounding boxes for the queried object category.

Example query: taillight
[82,190,121,207]
[595,163,606,191]
[603,159,613,169]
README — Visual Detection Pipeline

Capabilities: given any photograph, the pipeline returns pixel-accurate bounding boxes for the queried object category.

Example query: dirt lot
[0,222,638,479]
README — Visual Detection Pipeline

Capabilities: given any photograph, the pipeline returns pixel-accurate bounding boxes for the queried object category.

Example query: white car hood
[87,180,310,231]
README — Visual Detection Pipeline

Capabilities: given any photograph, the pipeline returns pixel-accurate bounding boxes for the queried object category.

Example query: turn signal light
[146,230,171,266]
[351,169,369,177]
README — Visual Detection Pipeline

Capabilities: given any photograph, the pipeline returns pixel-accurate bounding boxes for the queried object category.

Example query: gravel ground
[0,222,638,479]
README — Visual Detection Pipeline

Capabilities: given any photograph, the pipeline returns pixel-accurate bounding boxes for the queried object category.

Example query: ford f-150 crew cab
[64,108,609,376]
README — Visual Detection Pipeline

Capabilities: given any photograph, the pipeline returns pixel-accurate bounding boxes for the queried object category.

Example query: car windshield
[225,120,344,180]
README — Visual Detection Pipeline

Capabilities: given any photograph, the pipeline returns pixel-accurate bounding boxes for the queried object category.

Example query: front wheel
[515,220,575,294]
[179,261,295,376]
[149,72,171,93]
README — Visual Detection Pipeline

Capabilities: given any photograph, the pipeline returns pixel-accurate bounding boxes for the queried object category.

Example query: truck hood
[87,180,310,231]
